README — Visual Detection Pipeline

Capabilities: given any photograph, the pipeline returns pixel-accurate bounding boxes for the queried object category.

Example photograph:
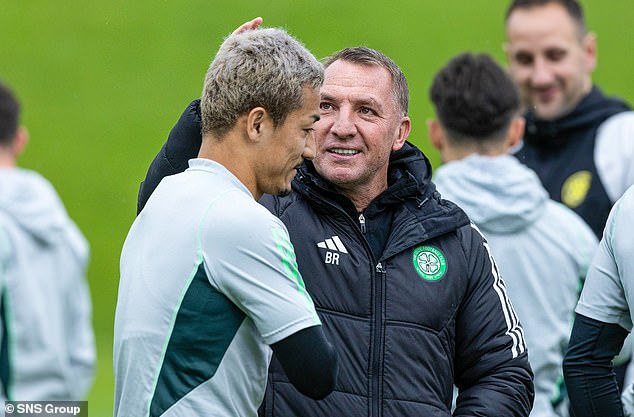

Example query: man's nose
[330,108,357,138]
[530,57,555,86]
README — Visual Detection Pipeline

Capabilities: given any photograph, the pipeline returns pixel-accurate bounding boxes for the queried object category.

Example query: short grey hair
[201,28,324,137]
[323,47,409,116]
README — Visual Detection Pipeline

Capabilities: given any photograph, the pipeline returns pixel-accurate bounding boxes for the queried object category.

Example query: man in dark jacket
[505,0,634,397]
[137,43,534,416]
[504,0,634,239]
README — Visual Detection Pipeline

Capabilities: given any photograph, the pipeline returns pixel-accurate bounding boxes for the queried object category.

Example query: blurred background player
[0,81,95,401]
[504,0,634,393]
[504,0,634,237]
[428,52,597,417]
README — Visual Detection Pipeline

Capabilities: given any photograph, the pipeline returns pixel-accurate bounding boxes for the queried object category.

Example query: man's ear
[502,42,511,63]
[392,116,411,152]
[13,127,29,157]
[426,119,445,151]
[246,107,268,142]
[583,32,598,74]
[505,116,525,151]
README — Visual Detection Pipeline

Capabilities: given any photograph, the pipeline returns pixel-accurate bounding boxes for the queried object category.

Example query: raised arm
[137,100,203,213]
[137,18,263,213]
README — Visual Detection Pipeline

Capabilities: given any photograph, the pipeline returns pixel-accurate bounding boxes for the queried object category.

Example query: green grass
[1,1,633,415]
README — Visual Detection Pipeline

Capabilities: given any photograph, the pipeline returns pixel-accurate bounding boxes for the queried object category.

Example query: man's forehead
[322,61,391,99]
[320,86,389,113]
[506,31,581,57]
[506,5,581,45]
[324,60,390,82]
[507,33,575,52]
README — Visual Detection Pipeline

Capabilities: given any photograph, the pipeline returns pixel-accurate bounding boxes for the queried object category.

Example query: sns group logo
[5,401,84,416]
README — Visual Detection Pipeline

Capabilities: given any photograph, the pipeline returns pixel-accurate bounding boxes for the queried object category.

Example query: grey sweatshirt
[0,167,95,401]
[435,154,597,417]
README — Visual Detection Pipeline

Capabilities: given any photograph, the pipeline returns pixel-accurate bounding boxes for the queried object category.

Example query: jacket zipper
[304,193,383,416]
[359,213,366,233]
[371,262,386,417]
[359,211,384,416]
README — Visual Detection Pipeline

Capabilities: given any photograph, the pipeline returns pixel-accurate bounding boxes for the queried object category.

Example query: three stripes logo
[316,236,348,265]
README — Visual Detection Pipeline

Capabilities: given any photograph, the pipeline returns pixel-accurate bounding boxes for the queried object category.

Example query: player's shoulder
[599,110,634,136]
[203,189,283,240]
[613,185,634,222]
[545,199,595,232]
[619,184,634,203]
[607,185,634,257]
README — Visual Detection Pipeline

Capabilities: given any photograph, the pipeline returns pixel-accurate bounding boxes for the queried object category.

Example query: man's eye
[320,103,332,110]
[360,107,374,115]
[546,49,566,62]
[515,53,533,66]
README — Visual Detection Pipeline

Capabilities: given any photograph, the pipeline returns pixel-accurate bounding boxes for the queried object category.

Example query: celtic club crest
[412,245,447,281]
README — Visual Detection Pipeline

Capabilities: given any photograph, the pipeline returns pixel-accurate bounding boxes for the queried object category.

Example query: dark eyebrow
[357,97,380,108]
[320,92,338,101]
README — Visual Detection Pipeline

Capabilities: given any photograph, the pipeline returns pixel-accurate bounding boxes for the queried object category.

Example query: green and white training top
[576,184,634,331]
[114,158,321,417]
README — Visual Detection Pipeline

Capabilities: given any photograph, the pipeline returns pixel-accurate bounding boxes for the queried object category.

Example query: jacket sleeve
[137,99,203,214]
[453,224,535,417]
[63,226,96,400]
[66,264,96,399]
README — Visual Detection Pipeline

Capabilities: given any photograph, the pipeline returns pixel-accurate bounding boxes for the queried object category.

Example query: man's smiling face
[313,59,408,199]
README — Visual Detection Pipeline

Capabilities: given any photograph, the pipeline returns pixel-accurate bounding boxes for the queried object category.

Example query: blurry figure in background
[563,184,634,417]
[0,81,95,401]
[504,0,634,237]
[428,52,597,417]
[504,0,634,393]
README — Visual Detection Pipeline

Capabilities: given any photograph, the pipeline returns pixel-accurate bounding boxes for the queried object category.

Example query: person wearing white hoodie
[427,53,597,417]
[0,81,95,402]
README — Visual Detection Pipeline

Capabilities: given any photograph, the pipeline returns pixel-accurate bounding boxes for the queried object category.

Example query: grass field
[1,1,633,415]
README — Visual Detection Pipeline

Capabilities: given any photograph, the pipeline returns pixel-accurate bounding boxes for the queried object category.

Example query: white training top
[576,184,634,331]
[114,158,321,417]
[0,168,94,402]
[595,112,634,203]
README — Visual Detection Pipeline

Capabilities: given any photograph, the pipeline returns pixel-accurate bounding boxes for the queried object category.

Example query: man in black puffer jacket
[137,45,534,417]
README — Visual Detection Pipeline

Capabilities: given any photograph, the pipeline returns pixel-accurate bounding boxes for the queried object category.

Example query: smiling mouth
[329,148,359,155]
[533,86,558,99]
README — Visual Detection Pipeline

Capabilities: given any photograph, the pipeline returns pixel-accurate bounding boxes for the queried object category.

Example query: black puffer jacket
[138,100,534,417]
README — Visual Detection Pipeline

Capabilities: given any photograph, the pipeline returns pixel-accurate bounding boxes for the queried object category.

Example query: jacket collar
[523,86,630,148]
[295,141,435,209]
[290,142,469,250]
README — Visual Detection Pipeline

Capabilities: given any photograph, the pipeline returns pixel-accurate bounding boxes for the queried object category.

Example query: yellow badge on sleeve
[561,170,592,208]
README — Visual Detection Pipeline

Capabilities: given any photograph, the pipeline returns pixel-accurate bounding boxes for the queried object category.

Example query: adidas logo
[317,236,348,265]
[317,236,348,253]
